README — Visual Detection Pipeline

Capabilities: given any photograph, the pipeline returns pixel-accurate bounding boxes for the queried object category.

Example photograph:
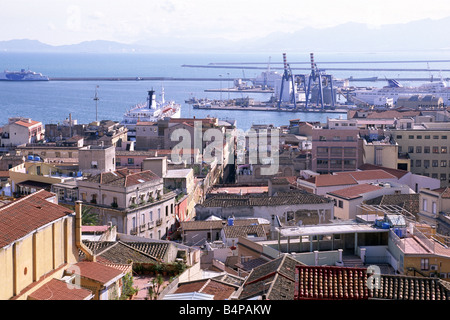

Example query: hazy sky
[2,0,450,45]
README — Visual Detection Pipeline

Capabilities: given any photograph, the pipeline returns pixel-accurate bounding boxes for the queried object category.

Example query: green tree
[73,205,99,226]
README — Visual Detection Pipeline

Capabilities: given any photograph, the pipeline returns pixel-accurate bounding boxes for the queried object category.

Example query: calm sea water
[1,51,450,130]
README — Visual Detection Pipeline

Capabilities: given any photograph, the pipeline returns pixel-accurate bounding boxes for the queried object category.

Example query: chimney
[75,201,96,262]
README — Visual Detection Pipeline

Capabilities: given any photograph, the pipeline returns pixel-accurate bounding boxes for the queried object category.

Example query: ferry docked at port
[351,79,450,106]
[0,69,49,81]
[120,89,181,139]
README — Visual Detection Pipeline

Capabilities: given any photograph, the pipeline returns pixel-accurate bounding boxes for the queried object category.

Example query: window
[433,135,439,139]
[442,135,447,139]
[421,258,429,270]
[416,160,421,167]
[317,147,329,154]
[319,136,326,141]
[408,146,414,153]
[424,160,430,168]
[441,173,447,181]
[128,158,134,165]
[441,160,447,167]
[408,135,414,139]
[338,200,343,208]
[432,202,437,214]
[432,173,438,179]
[424,146,430,153]
[330,159,342,166]
[416,135,422,139]
[441,146,447,153]
[416,146,422,153]
[333,136,341,141]
[330,147,342,156]
[425,135,430,139]
[423,198,428,211]
[396,135,402,139]
[433,146,439,153]
[432,160,438,167]
[344,148,356,157]
[344,159,356,166]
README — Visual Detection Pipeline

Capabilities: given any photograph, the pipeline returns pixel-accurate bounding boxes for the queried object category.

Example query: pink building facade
[311,120,363,174]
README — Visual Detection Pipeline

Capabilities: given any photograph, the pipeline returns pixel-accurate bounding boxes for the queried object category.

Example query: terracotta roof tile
[66,261,124,285]
[28,278,93,300]
[295,265,369,300]
[328,183,383,199]
[80,241,159,263]
[294,265,450,300]
[174,278,238,300]
[85,169,160,187]
[335,169,397,181]
[0,190,73,249]
[14,120,41,128]
[240,255,305,300]
[223,224,266,239]
[200,191,330,208]
[313,174,358,187]
[358,163,409,179]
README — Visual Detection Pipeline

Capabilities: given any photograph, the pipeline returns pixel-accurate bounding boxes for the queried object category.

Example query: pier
[193,103,348,113]
[49,77,236,82]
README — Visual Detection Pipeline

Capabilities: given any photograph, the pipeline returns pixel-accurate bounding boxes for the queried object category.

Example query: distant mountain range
[1,17,449,54]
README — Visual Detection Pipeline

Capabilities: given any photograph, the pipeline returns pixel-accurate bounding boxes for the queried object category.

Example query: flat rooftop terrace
[278,222,388,238]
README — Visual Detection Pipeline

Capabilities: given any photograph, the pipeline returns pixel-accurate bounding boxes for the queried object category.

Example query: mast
[93,85,99,122]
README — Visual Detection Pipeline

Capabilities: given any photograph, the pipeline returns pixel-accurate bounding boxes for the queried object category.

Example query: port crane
[304,53,335,109]
[277,53,297,109]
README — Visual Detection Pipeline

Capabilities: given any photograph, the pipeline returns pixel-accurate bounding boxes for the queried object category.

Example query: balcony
[130,227,138,235]
[156,218,163,226]
[147,221,155,230]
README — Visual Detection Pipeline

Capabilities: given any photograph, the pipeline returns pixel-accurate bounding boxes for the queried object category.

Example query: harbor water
[1,51,450,131]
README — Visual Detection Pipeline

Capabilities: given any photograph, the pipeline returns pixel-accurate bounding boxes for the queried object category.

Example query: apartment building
[78,144,116,176]
[389,122,450,187]
[0,117,45,147]
[311,119,363,173]
[77,168,177,240]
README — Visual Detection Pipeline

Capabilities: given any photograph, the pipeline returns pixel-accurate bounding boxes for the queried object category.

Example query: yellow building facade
[0,190,80,300]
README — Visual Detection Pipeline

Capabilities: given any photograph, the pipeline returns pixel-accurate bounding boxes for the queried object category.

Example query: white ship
[251,70,282,89]
[0,69,49,81]
[121,89,181,137]
[351,79,450,106]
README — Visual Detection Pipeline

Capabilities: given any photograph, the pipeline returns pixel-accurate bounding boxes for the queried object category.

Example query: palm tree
[73,205,99,226]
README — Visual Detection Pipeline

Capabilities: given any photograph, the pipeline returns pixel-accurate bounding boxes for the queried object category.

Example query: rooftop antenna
[93,85,99,122]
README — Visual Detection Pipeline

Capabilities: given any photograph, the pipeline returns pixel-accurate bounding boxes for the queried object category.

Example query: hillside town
[1,106,450,302]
